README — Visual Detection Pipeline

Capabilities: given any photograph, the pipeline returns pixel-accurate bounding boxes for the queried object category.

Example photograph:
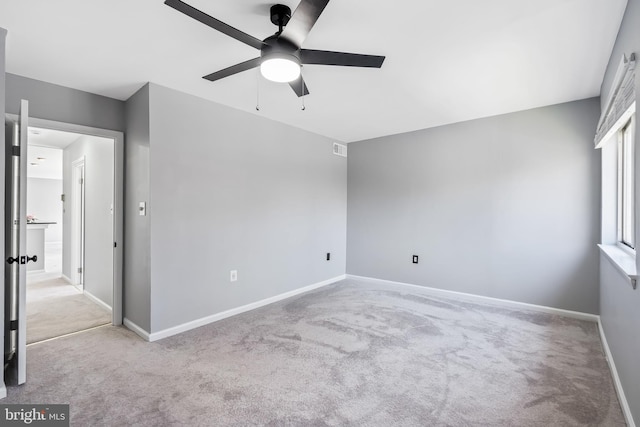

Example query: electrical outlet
[230,270,238,282]
[326,252,331,261]
[412,255,419,264]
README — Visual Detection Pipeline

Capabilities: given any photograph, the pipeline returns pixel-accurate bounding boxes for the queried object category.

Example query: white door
[4,100,31,385]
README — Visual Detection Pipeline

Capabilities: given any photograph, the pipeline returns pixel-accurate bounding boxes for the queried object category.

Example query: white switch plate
[230,270,238,282]
[139,202,146,216]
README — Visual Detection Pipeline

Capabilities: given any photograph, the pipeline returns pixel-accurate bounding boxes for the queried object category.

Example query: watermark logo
[0,405,69,426]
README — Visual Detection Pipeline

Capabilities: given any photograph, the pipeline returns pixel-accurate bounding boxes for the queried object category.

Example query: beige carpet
[6,278,625,426]
[26,277,112,344]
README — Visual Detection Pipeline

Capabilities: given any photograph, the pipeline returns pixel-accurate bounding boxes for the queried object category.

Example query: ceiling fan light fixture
[260,56,301,83]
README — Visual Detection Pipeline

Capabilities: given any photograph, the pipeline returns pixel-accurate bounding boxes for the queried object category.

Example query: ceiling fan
[164,0,386,97]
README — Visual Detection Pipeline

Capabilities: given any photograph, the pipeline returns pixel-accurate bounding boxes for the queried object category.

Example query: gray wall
[599,254,640,421]
[147,84,346,333]
[348,98,601,314]
[63,135,114,307]
[123,85,151,332]
[5,73,125,132]
[598,0,640,423]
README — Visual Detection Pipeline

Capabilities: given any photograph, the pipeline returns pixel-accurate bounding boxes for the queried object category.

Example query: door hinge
[78,267,83,274]
[9,320,18,331]
[114,242,117,248]
[61,194,65,202]
[11,146,20,157]
[79,178,84,185]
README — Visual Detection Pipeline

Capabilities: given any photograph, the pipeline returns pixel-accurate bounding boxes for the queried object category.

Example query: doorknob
[5,255,38,265]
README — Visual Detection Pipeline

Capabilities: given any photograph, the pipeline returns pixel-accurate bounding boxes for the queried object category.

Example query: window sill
[598,244,638,290]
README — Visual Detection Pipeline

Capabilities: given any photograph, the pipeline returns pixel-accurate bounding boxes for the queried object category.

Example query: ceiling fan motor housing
[261,35,301,64]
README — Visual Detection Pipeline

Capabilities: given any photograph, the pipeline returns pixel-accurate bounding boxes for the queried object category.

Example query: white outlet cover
[230,270,238,282]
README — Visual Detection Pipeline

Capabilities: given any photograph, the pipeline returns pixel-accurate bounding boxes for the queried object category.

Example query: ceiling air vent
[333,143,347,157]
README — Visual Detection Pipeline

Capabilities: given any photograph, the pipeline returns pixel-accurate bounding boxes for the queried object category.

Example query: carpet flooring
[5,278,624,426]
[26,277,112,344]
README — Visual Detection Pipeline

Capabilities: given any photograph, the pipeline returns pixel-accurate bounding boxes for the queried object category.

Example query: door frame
[7,114,125,326]
[70,156,85,288]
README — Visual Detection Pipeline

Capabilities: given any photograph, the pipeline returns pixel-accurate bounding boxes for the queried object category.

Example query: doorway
[4,108,124,389]
[25,126,118,344]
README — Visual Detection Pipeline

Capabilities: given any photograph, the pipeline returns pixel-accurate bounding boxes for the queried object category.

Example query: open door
[4,100,32,385]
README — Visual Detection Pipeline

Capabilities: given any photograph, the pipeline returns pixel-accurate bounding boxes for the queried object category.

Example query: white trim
[599,244,638,289]
[27,324,110,347]
[346,275,599,322]
[123,318,150,341]
[83,290,112,313]
[148,275,346,342]
[61,274,72,285]
[598,320,636,427]
[0,384,6,399]
[596,101,636,149]
[595,53,636,147]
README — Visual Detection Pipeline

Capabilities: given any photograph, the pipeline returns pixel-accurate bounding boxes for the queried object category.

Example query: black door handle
[5,255,38,265]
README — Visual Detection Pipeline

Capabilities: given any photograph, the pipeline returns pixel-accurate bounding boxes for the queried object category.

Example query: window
[617,117,635,250]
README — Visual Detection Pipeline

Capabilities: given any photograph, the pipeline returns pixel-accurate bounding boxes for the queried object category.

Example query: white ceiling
[26,145,63,180]
[27,127,82,179]
[0,0,628,142]
[28,127,81,150]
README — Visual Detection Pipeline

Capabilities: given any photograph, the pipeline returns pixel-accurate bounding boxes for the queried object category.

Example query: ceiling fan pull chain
[256,68,261,111]
[301,69,306,111]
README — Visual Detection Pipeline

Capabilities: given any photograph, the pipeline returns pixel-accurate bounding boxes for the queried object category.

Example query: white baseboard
[148,274,346,342]
[598,320,636,427]
[346,275,599,322]
[61,274,72,284]
[123,318,151,341]
[83,290,112,313]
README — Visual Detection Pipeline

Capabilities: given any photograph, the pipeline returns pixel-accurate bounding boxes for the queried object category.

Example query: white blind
[595,53,636,148]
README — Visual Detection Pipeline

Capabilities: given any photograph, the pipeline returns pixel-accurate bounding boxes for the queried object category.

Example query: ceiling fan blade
[203,58,261,82]
[301,49,386,68]
[279,0,330,47]
[289,76,310,97]
[165,0,264,50]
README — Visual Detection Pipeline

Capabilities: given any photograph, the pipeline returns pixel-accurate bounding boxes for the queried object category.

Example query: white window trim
[616,117,636,251]
[599,244,637,290]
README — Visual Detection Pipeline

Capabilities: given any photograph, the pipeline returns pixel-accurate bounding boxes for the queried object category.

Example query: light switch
[139,202,146,216]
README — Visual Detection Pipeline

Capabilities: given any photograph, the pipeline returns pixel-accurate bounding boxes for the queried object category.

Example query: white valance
[595,53,636,148]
